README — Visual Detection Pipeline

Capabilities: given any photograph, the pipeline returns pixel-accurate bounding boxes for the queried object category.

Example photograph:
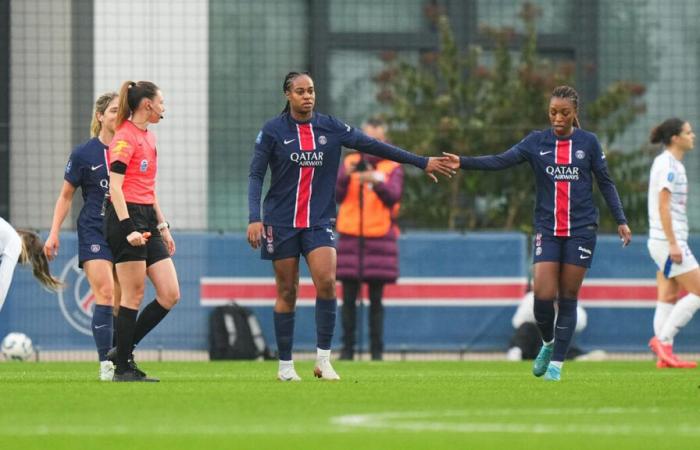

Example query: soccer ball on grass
[1,332,34,361]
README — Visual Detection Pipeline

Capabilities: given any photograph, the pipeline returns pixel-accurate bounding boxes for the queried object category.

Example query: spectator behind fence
[336,118,404,361]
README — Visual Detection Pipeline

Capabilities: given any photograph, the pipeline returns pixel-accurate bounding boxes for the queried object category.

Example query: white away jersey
[648,150,688,242]
[0,217,22,311]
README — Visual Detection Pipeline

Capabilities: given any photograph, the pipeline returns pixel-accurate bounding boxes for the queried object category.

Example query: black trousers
[341,279,385,359]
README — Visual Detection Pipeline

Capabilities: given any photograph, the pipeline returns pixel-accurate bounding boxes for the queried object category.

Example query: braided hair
[281,71,311,114]
[551,85,580,128]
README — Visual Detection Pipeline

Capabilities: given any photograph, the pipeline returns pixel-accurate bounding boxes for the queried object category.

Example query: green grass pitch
[0,360,698,450]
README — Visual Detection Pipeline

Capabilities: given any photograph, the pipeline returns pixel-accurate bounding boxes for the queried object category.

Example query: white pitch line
[331,409,700,435]
[0,424,331,437]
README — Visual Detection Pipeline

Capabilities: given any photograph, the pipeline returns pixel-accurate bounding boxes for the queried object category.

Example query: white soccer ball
[1,332,34,361]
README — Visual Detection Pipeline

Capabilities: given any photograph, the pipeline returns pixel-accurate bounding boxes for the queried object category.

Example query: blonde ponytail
[90,92,119,137]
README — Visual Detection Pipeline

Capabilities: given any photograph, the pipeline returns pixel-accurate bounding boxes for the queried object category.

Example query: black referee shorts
[103,202,170,267]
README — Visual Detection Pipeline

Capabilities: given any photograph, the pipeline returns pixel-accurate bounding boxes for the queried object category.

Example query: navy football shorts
[532,231,597,268]
[77,225,113,268]
[261,224,336,260]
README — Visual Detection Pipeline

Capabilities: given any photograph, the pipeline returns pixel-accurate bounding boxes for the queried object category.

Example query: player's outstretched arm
[442,147,525,171]
[424,156,456,183]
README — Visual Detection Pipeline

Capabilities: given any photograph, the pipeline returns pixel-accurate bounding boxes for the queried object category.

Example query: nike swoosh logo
[94,324,109,329]
[580,255,590,259]
[539,151,552,155]
[91,164,104,171]
[284,139,296,145]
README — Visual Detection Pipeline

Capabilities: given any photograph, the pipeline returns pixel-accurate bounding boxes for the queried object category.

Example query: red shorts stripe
[293,124,316,228]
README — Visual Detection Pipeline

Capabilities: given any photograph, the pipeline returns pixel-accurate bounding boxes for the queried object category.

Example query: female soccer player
[444,85,632,381]
[647,118,699,368]
[45,92,121,381]
[1,217,61,310]
[247,71,453,381]
[104,80,179,382]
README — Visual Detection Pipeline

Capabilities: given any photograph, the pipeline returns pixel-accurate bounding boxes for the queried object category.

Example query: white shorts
[647,239,699,278]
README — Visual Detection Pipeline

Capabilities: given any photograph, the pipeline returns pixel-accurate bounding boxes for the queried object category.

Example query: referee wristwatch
[157,221,170,231]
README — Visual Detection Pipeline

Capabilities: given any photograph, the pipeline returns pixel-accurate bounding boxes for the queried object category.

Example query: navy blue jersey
[64,137,110,233]
[249,112,427,228]
[459,128,626,236]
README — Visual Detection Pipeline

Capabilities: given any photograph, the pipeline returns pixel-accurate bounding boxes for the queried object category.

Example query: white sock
[658,293,700,343]
[543,339,554,347]
[653,301,675,337]
[278,360,294,371]
[316,348,331,360]
[550,361,563,369]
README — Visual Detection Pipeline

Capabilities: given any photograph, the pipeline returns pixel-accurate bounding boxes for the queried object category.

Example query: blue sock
[533,298,556,343]
[315,297,337,350]
[91,305,113,361]
[274,311,295,361]
[553,298,578,361]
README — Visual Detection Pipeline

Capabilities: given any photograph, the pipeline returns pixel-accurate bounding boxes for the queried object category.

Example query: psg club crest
[318,135,327,145]
[575,150,585,160]
[57,255,96,336]
[90,244,100,253]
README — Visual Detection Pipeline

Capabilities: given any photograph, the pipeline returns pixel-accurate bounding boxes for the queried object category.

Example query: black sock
[533,298,556,343]
[133,299,171,346]
[553,298,578,361]
[116,307,138,373]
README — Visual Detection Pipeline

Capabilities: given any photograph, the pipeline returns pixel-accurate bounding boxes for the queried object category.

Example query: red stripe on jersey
[554,181,571,236]
[298,123,315,151]
[555,139,571,164]
[553,139,572,236]
[293,123,316,228]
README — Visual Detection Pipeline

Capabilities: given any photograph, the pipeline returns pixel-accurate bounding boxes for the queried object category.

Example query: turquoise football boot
[532,343,553,377]
[543,363,561,381]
